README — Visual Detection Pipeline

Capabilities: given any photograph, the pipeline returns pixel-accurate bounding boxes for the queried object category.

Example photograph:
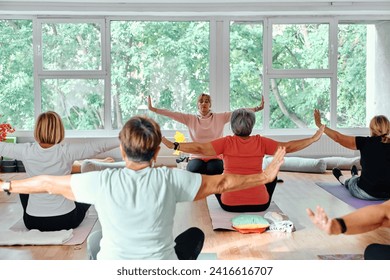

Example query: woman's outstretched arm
[314,109,357,150]
[278,124,324,153]
[162,136,217,156]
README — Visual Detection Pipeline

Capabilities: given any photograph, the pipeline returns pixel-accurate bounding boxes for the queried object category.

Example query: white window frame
[34,17,111,135]
[3,14,389,139]
[260,17,336,135]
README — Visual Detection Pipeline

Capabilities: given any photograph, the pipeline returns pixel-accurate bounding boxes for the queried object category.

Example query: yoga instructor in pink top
[148,93,264,176]
[163,108,324,212]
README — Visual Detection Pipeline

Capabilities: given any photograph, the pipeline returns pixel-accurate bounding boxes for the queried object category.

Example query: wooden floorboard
[1,170,389,260]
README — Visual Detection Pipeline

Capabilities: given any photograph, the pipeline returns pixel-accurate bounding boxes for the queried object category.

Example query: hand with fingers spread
[306,206,334,234]
[263,146,286,182]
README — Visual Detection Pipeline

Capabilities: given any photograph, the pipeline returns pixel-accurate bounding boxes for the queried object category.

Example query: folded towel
[0,229,73,245]
[264,211,295,233]
[268,220,295,233]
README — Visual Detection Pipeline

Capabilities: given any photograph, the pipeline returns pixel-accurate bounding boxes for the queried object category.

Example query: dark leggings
[88,227,205,260]
[174,227,205,260]
[186,158,224,175]
[364,243,390,260]
[19,194,91,231]
[214,177,278,212]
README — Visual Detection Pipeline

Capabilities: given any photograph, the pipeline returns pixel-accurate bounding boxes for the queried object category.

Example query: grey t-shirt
[0,139,119,216]
[71,166,201,260]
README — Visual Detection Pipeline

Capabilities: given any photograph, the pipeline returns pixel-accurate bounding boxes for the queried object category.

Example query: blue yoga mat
[315,182,387,209]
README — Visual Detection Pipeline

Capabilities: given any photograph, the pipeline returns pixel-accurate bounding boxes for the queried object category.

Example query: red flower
[0,123,15,142]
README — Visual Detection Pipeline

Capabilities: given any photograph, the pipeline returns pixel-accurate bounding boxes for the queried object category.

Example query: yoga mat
[206,195,299,231]
[0,229,73,246]
[8,207,98,246]
[315,182,386,209]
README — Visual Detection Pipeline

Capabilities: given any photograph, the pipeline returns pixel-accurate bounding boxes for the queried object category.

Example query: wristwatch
[2,181,11,195]
[173,142,180,151]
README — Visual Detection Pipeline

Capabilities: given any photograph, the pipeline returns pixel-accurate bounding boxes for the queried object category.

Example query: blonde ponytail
[369,115,390,144]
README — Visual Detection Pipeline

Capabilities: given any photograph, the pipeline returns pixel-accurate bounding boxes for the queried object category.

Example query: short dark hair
[230,108,256,137]
[119,116,162,162]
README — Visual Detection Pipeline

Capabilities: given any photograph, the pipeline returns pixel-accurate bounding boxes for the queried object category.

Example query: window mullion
[263,17,271,132]
[209,20,217,106]
[33,17,42,119]
[103,18,112,131]
[329,18,339,129]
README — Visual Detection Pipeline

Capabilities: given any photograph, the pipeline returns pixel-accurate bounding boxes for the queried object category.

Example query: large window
[1,16,389,135]
[266,20,332,130]
[36,20,106,130]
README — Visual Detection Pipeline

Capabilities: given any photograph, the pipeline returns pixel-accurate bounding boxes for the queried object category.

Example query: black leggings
[88,227,205,260]
[19,194,91,231]
[174,227,205,260]
[214,177,278,212]
[364,243,390,260]
[186,158,224,175]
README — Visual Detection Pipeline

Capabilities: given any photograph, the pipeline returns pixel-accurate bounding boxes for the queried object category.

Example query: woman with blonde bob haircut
[314,110,390,200]
[0,111,119,231]
[34,111,65,144]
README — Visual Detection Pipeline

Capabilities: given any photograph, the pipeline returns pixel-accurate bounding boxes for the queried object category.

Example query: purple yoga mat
[315,182,386,209]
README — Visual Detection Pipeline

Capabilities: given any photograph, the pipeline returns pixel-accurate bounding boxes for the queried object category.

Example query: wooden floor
[1,171,389,260]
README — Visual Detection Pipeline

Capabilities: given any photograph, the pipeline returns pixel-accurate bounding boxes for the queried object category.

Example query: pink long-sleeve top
[155,108,232,160]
